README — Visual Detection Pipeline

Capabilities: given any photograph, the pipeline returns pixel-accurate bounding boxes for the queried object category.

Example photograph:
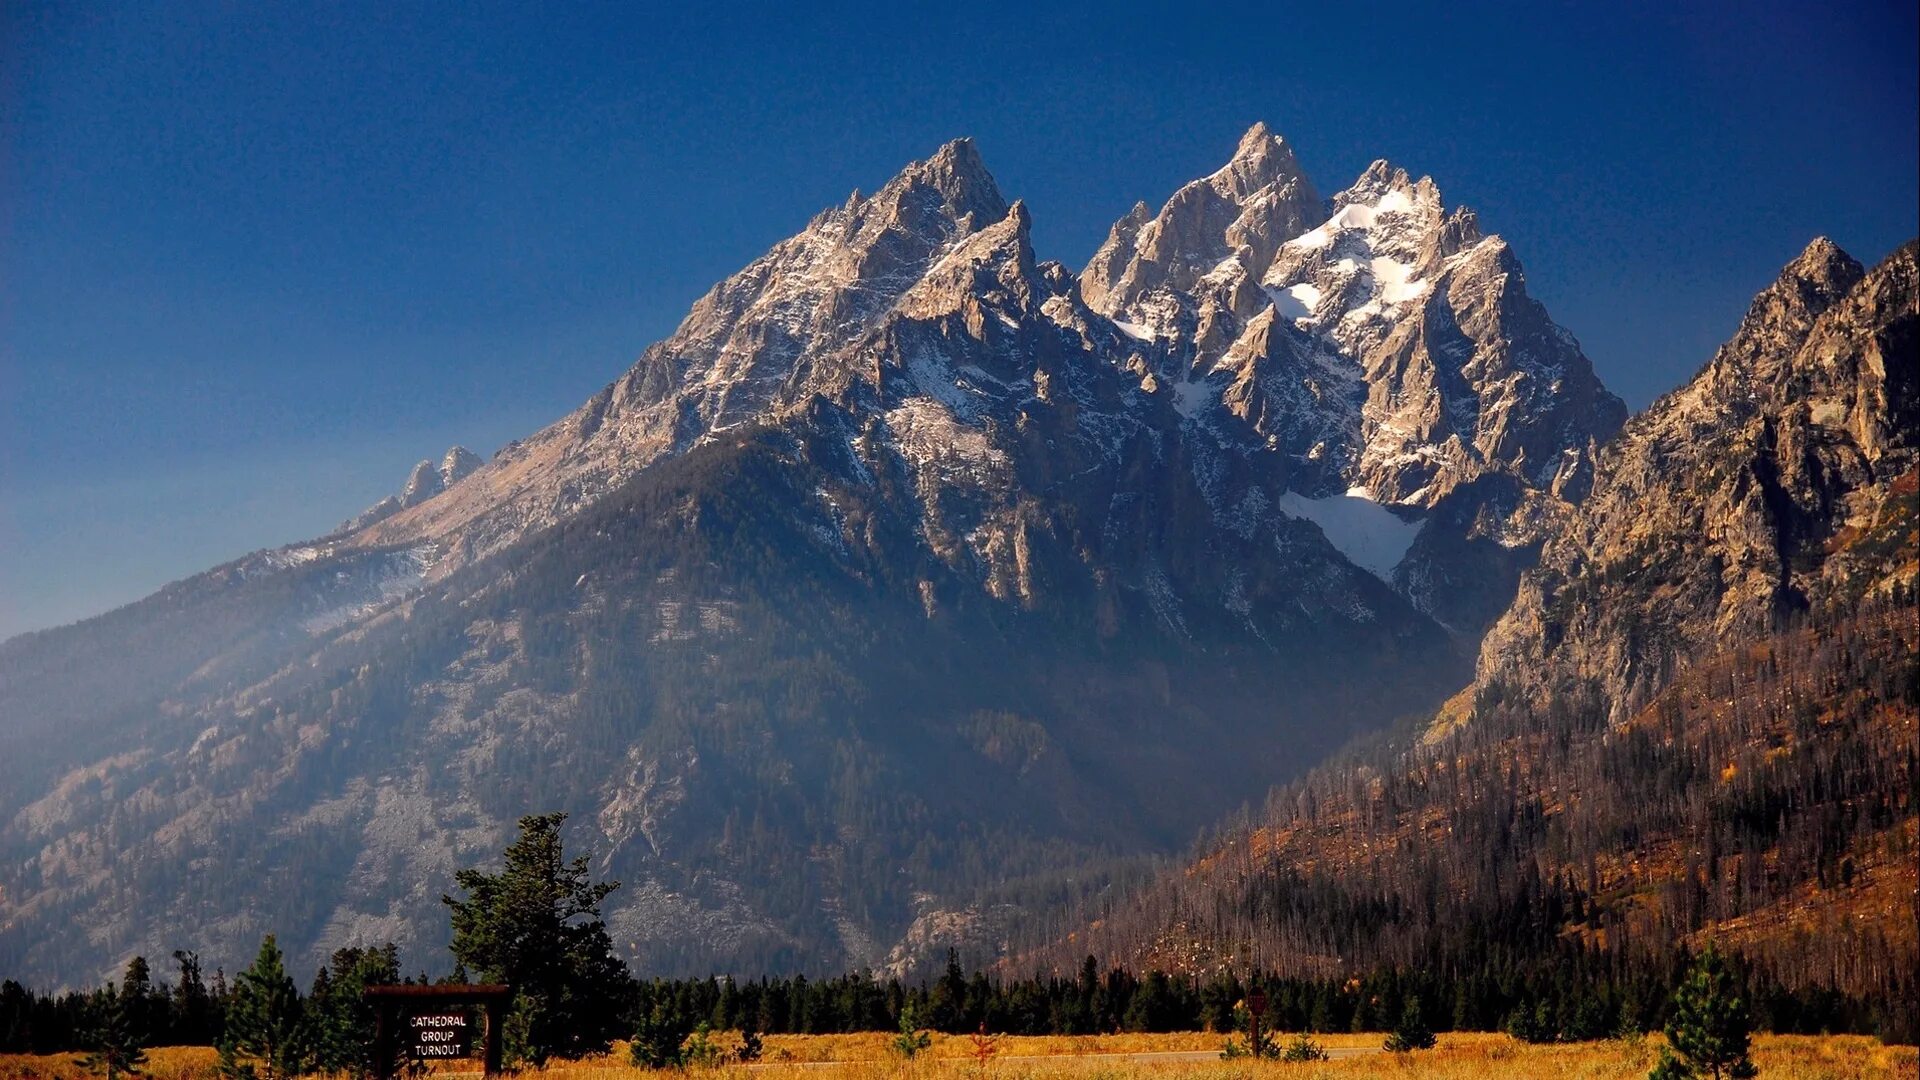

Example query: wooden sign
[364,984,512,1079]
[408,1011,472,1058]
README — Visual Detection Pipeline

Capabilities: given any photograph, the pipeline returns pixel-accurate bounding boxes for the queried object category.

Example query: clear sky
[3,1,1916,640]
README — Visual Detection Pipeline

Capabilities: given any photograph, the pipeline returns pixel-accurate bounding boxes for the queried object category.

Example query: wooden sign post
[1247,990,1268,1059]
[365,985,512,1080]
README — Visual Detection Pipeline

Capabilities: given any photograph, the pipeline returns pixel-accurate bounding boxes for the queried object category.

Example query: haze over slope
[1,126,1628,987]
[1042,239,1918,1020]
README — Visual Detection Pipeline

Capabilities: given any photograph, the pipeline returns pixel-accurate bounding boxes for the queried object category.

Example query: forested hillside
[1029,236,1918,1043]
[1030,595,1915,1039]
[2,126,1619,988]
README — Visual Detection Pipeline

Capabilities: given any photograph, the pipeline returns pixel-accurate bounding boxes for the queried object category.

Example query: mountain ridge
[1026,236,1917,1019]
[4,125,1659,988]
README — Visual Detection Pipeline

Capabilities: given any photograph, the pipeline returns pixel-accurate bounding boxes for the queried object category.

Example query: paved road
[997,1047,1378,1063]
[743,1046,1380,1068]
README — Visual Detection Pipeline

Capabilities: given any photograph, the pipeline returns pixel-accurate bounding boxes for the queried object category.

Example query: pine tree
[628,1001,691,1069]
[890,1002,931,1059]
[172,952,215,1047]
[446,813,630,1065]
[308,946,401,1078]
[1650,946,1758,1080]
[75,987,147,1080]
[928,950,967,1033]
[219,936,309,1080]
[1505,999,1557,1043]
[1279,1032,1328,1062]
[1383,996,1436,1053]
[117,958,158,1048]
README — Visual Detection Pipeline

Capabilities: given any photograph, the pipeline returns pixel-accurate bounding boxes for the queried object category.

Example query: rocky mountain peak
[1471,237,1917,724]
[1683,237,1869,413]
[1212,121,1312,194]
[1080,124,1323,315]
[338,444,487,533]
[339,139,1022,563]
[1785,235,1860,286]
[400,459,442,505]
[400,445,482,506]
[440,446,482,486]
[896,200,1038,320]
[1748,235,1866,338]
[340,128,1622,642]
[915,137,1004,219]
[1340,159,1439,210]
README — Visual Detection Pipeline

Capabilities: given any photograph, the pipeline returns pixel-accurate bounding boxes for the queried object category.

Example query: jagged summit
[0,127,1687,986]
[338,444,483,532]
[323,127,1625,635]
[1080,122,1323,315]
[895,198,1038,320]
[345,139,1023,562]
[912,136,1005,221]
[1474,238,1918,723]
[1787,234,1855,277]
[1210,121,1312,190]
[1744,235,1866,340]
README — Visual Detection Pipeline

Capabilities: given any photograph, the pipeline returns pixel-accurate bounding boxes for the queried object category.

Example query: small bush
[1505,1001,1557,1044]
[734,1028,763,1064]
[629,1004,692,1069]
[1279,1033,1328,1062]
[891,1004,931,1060]
[1384,997,1437,1053]
[681,1024,722,1069]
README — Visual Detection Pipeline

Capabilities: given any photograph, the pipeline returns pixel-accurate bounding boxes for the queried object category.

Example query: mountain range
[0,125,1906,993]
[1030,234,1917,1017]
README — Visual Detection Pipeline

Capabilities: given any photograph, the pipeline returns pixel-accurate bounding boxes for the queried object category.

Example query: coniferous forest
[1021,595,1918,1043]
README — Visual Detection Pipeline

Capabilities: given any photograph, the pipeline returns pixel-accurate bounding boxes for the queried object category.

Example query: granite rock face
[1473,239,1918,723]
[340,445,484,531]
[0,126,1660,986]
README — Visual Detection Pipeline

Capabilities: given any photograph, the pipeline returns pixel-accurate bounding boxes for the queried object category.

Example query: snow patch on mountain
[1276,489,1425,581]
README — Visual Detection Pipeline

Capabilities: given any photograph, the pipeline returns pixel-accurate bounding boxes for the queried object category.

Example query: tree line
[1027,595,1917,1044]
[1,812,1894,1078]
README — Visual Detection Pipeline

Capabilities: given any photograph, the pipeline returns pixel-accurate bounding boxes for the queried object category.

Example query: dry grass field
[1,1034,1911,1080]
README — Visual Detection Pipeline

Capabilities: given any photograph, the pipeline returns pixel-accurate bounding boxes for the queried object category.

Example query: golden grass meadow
[1,1033,1911,1080]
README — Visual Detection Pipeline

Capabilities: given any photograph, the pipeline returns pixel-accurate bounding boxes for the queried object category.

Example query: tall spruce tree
[1651,946,1758,1080]
[117,958,159,1048]
[75,985,147,1080]
[308,945,401,1078]
[928,951,967,1033]
[171,952,215,1047]
[444,812,630,1064]
[219,936,309,1080]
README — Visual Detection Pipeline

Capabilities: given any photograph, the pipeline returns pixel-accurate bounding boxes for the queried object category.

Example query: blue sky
[3,1,1916,639]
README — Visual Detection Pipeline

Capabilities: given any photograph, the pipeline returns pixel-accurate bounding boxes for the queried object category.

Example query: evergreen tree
[117,959,159,1048]
[891,1002,931,1059]
[1651,946,1758,1080]
[1198,973,1238,1034]
[445,813,631,1065]
[171,952,215,1047]
[75,987,147,1080]
[628,1001,692,1069]
[1121,972,1175,1033]
[1383,996,1436,1053]
[1279,1032,1328,1062]
[1505,1000,1557,1043]
[928,950,967,1033]
[218,937,308,1080]
[308,946,401,1078]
